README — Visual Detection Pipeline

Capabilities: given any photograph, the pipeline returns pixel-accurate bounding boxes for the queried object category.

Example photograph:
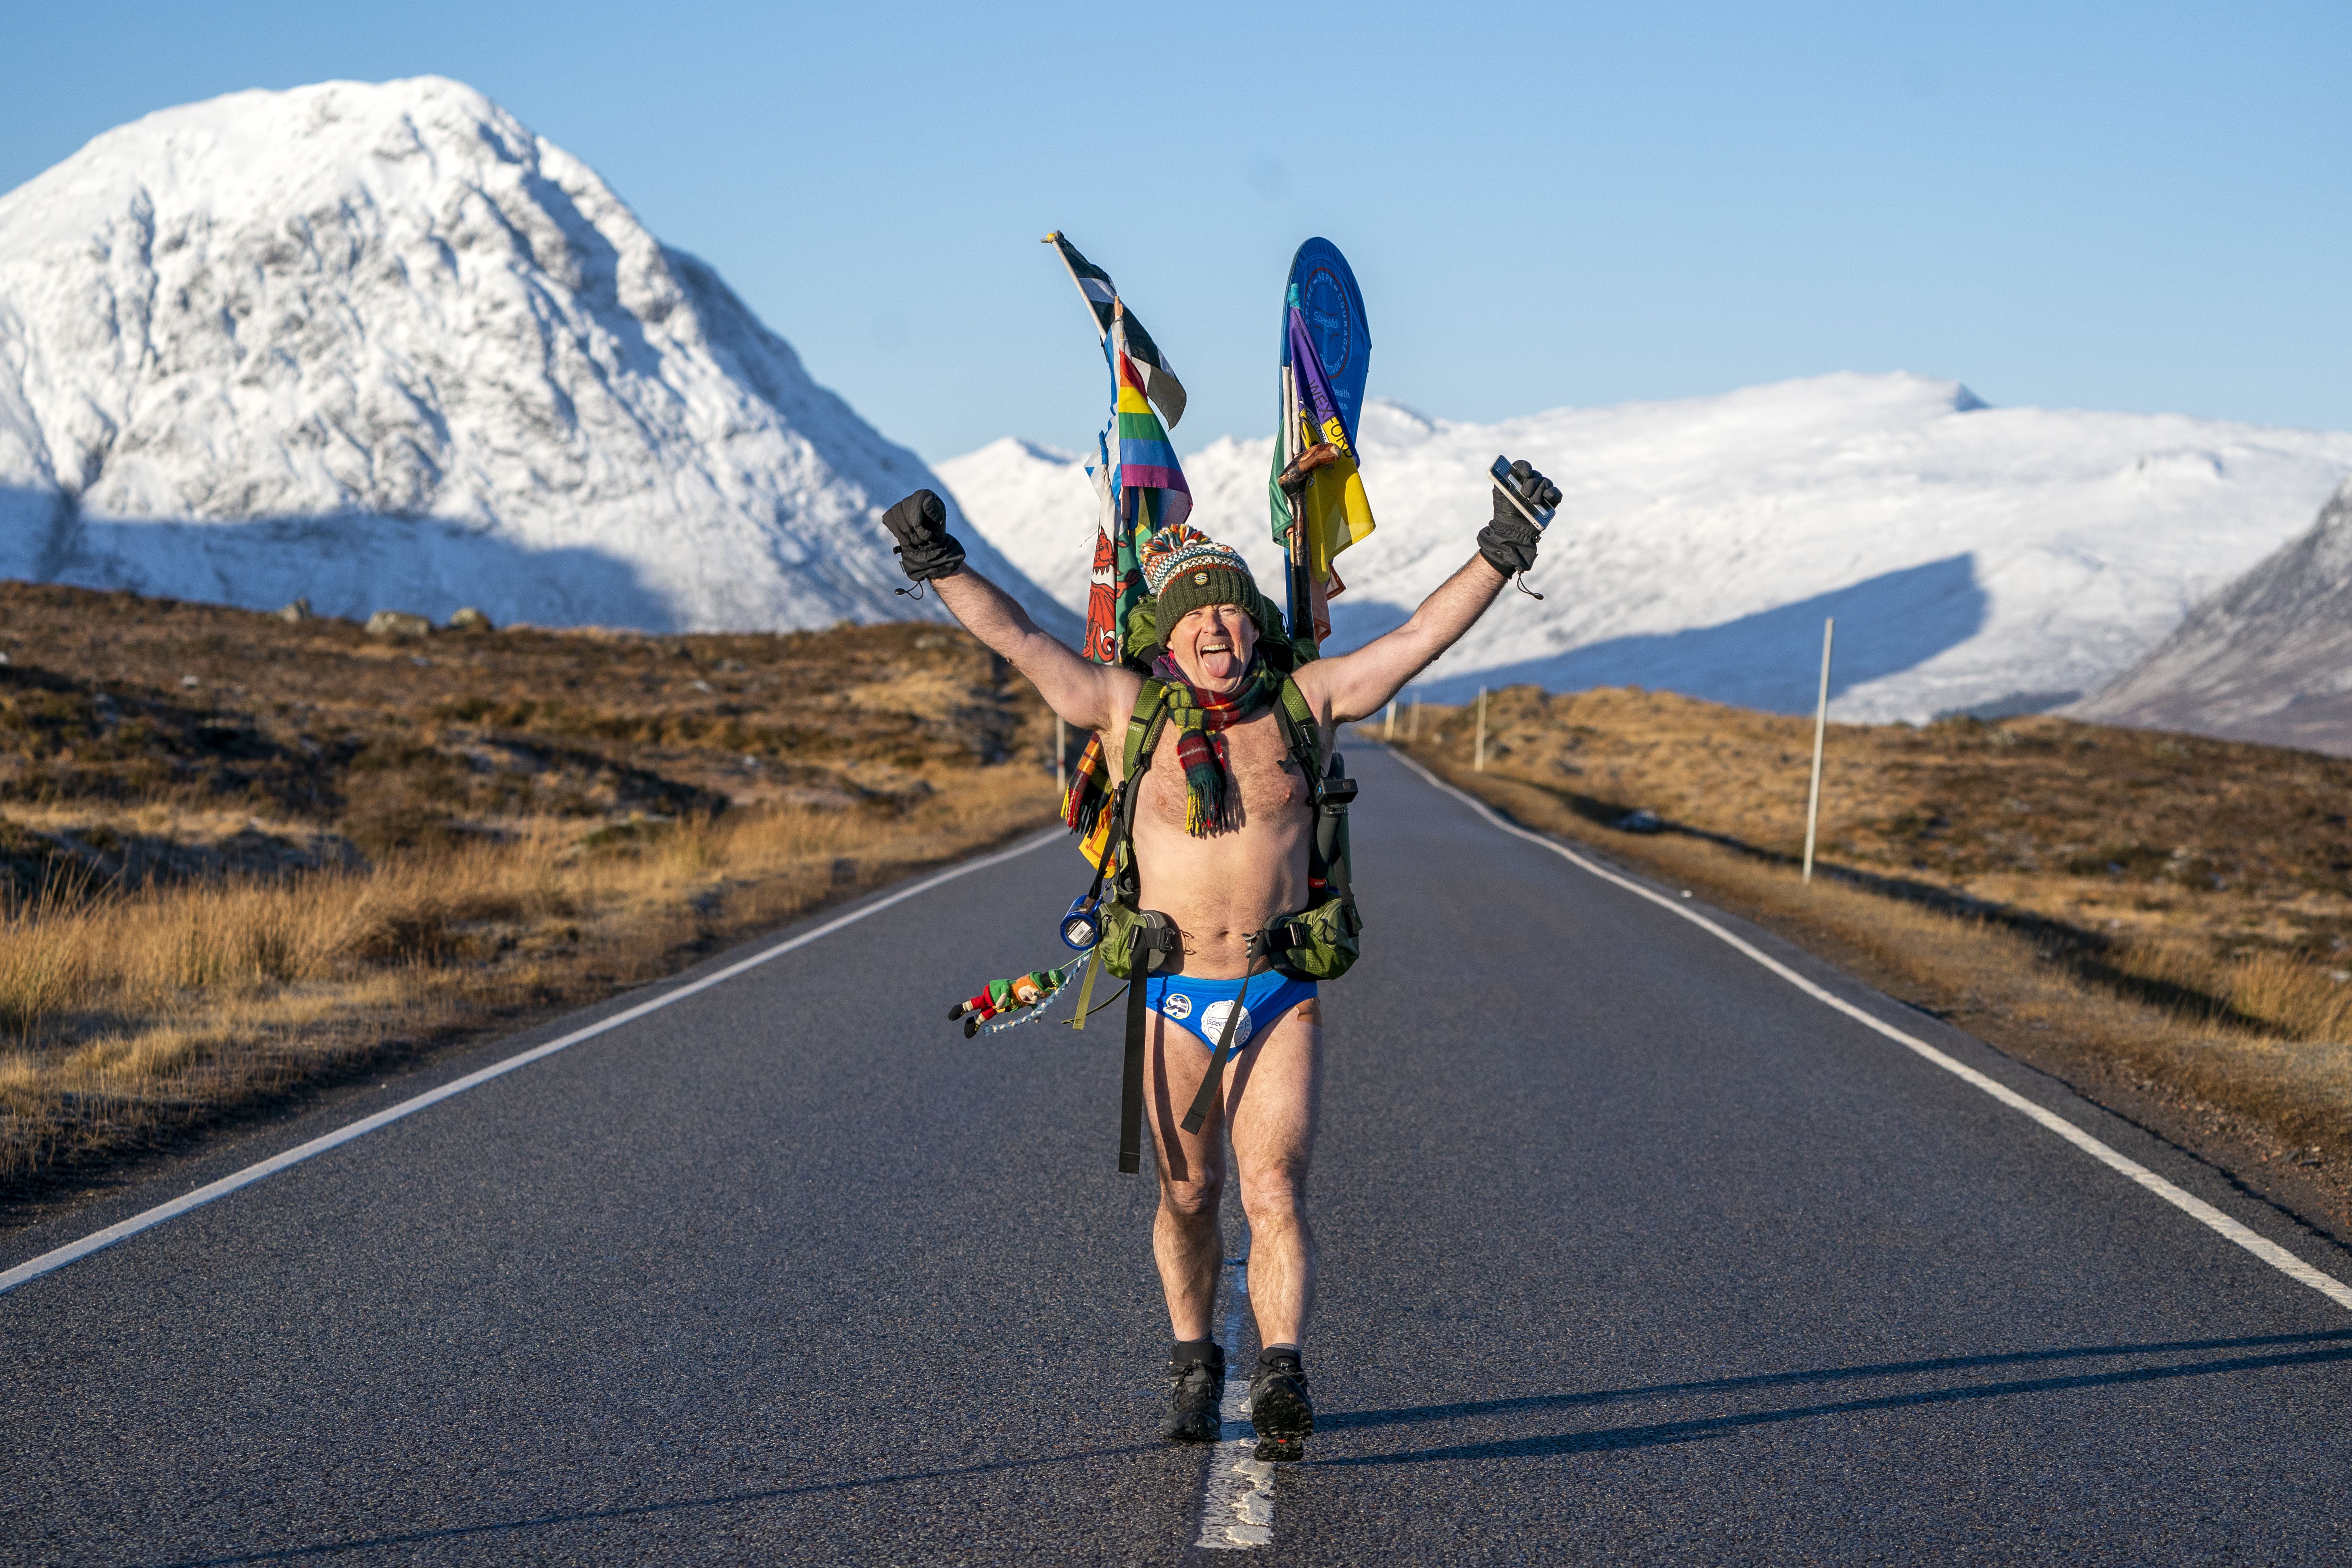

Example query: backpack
[1092,672,1361,984]
[1078,666,1361,1172]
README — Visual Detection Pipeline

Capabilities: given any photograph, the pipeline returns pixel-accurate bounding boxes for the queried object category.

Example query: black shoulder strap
[1114,676,1177,1176]
[1121,945,1150,1173]
[1177,933,1271,1137]
[1119,915,1182,1172]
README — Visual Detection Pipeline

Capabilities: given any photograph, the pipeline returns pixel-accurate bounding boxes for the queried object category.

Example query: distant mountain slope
[939,374,2352,721]
[2069,481,2352,754]
[0,77,1066,633]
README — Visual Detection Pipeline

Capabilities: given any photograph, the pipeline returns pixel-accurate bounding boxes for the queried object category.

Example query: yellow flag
[1297,413,1376,580]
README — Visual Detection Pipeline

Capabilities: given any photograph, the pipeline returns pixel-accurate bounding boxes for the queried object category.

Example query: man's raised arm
[1298,459,1563,723]
[880,490,1125,734]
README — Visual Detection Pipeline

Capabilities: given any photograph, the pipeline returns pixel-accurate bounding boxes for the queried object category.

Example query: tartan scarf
[1150,652,1281,836]
[1063,731,1116,868]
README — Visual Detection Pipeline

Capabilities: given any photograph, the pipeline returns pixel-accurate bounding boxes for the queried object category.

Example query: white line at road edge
[0,828,1064,1298]
[1388,749,2352,1314]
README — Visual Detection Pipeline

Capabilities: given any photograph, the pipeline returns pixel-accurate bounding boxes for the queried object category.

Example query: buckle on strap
[1120,910,1181,1176]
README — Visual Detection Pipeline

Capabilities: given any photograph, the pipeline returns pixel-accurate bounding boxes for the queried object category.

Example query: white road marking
[1196,1250,1275,1549]
[0,829,1064,1298]
[1391,750,2352,1315]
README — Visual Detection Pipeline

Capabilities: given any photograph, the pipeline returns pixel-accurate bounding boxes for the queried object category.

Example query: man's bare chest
[1135,713,1310,832]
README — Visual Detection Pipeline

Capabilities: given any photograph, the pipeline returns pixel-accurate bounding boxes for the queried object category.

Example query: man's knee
[1159,1173,1223,1221]
[1236,1160,1308,1225]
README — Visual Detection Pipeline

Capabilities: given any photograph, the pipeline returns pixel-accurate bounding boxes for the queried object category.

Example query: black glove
[1478,459,1560,579]
[881,489,966,583]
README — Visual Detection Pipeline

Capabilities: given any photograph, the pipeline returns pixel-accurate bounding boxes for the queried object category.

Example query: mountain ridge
[0,76,1067,633]
[939,373,2352,721]
[2069,479,2352,754]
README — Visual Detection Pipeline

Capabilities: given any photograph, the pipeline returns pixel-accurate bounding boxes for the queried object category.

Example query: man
[880,460,1561,1460]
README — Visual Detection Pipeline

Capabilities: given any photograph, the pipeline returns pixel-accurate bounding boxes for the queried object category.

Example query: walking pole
[1475,686,1489,772]
[1802,617,1835,885]
[1056,715,1067,803]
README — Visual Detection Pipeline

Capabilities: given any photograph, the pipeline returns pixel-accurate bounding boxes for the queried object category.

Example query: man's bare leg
[1225,999,1321,1347]
[1145,1001,1323,1344]
[1146,1011,1227,1342]
[1147,997,1323,1455]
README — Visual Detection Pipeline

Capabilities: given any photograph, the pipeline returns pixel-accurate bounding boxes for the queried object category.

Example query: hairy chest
[1136,712,1311,831]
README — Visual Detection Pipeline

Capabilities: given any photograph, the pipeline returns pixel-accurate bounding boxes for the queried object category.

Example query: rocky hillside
[2072,481,2352,755]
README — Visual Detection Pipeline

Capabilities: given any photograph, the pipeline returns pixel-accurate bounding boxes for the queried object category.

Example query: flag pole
[1042,232,1108,344]
[1281,365,1317,649]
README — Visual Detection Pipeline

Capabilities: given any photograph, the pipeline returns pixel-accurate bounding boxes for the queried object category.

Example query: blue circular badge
[1302,267,1352,377]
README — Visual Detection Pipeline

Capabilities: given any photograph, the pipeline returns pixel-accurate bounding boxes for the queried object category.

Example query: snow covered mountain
[0,77,1066,633]
[2069,480,2352,754]
[937,374,2352,721]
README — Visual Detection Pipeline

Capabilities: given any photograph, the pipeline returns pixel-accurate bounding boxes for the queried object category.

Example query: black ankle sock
[1173,1338,1223,1367]
[1259,1343,1302,1367]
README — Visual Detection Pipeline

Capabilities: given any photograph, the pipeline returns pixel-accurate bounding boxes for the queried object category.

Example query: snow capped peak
[1356,398,1441,447]
[943,372,2352,723]
[2,77,537,256]
[0,77,1066,633]
[2072,478,2352,753]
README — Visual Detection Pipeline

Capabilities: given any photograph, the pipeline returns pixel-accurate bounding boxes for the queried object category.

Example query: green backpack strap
[1123,676,1171,779]
[1109,678,1173,889]
[1271,676,1327,806]
[1269,675,1359,924]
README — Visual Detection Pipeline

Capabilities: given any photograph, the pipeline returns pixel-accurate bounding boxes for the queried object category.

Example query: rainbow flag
[1083,313,1193,667]
[1114,343,1190,514]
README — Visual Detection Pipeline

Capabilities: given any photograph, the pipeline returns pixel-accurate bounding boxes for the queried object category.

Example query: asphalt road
[5,744,2350,1566]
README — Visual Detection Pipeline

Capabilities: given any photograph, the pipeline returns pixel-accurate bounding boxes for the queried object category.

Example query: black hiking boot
[1160,1342,1226,1443]
[1249,1348,1313,1462]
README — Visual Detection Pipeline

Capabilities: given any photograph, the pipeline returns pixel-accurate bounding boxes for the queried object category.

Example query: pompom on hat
[1139,524,1257,649]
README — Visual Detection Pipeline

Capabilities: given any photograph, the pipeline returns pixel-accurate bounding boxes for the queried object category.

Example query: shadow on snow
[1380,552,1989,713]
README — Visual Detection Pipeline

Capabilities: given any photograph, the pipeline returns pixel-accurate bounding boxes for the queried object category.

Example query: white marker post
[1475,686,1489,772]
[1802,617,1835,885]
[1055,715,1067,803]
[1384,700,1396,739]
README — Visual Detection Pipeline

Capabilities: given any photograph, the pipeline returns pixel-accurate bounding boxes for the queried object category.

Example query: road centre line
[0,828,1064,1299]
[1388,749,2352,1315]
[1196,1249,1275,1550]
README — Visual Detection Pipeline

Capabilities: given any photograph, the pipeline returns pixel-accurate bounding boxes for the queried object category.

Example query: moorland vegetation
[1395,686,2352,1232]
[0,583,1058,1202]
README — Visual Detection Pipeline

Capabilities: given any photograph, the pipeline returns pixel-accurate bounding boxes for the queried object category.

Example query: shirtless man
[880,460,1561,1459]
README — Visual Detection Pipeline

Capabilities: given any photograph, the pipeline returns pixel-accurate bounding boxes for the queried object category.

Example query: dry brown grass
[0,585,1065,1195]
[1390,688,2352,1223]
[0,769,1051,1183]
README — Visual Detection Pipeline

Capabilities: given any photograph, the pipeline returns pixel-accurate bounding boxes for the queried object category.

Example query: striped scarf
[1150,654,1280,836]
[1063,732,1116,869]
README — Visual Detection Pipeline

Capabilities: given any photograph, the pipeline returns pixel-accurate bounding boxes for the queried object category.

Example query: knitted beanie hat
[1140,524,1256,648]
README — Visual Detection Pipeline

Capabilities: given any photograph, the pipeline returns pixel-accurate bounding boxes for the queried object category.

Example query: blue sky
[3,1,2345,462]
